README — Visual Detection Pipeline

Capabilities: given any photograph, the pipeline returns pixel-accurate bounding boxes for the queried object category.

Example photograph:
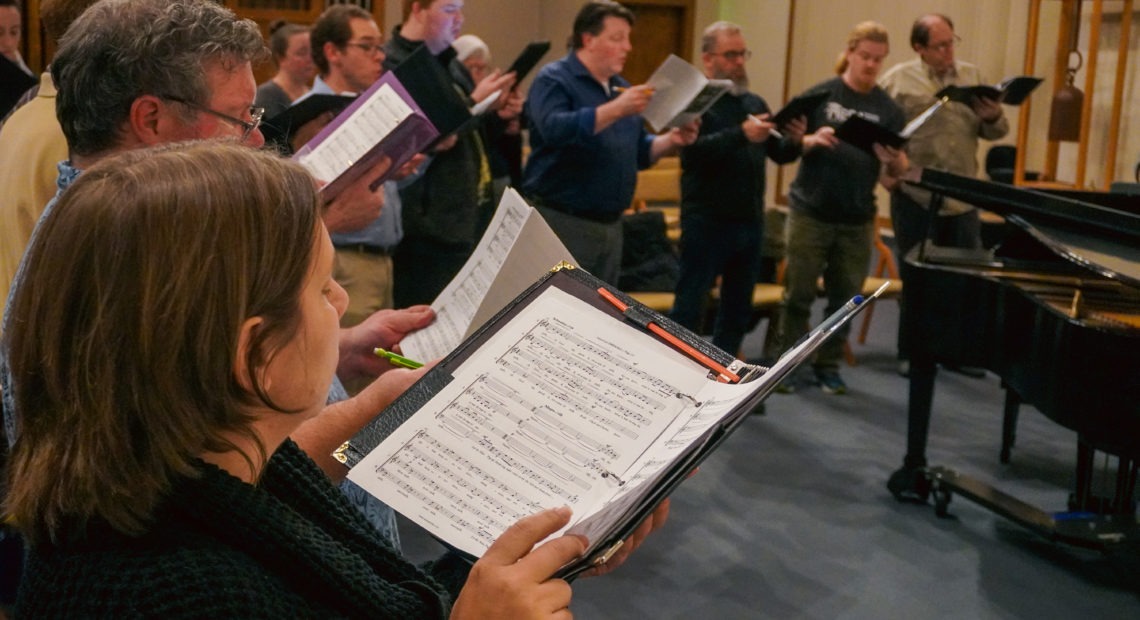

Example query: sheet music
[296,83,413,183]
[399,188,575,361]
[348,287,761,557]
[563,379,762,549]
[642,55,729,132]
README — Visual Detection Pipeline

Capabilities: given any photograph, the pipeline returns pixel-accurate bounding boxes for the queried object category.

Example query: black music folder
[261,94,356,154]
[0,55,36,117]
[936,75,1043,106]
[339,266,886,579]
[391,44,478,143]
[770,90,829,127]
[835,114,908,153]
[506,40,551,84]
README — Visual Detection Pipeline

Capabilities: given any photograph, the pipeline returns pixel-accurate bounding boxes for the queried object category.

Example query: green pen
[373,347,424,369]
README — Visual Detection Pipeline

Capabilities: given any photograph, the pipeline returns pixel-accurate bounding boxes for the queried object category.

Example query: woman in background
[3,141,594,618]
[255,20,316,117]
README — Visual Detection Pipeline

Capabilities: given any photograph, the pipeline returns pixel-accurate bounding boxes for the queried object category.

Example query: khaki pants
[334,248,394,328]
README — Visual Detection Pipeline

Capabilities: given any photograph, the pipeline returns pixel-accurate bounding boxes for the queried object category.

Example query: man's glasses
[712,49,752,62]
[160,95,265,141]
[925,35,961,53]
[345,41,385,56]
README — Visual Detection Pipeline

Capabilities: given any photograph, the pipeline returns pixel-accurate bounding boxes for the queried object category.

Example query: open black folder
[261,94,356,154]
[936,75,1043,107]
[771,90,829,127]
[339,266,887,579]
[835,114,908,153]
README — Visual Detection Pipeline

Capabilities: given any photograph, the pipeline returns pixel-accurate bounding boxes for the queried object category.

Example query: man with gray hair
[879,13,1008,378]
[1,0,423,557]
[670,21,804,359]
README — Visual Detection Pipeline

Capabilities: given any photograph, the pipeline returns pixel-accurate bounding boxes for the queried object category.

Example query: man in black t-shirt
[770,21,909,395]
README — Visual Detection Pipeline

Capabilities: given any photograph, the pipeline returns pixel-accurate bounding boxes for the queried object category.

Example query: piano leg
[888,359,938,503]
[1000,386,1020,464]
[1070,439,1140,516]
[1072,438,1097,512]
[1114,458,1138,516]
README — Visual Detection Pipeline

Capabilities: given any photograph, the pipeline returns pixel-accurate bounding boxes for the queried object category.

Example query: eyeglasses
[345,41,385,55]
[924,35,961,53]
[161,95,265,141]
[712,49,752,62]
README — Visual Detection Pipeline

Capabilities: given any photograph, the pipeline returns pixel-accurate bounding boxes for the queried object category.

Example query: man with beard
[670,21,805,359]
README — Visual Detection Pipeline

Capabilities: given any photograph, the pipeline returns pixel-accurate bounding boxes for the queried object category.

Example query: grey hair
[701,21,743,53]
[51,0,267,157]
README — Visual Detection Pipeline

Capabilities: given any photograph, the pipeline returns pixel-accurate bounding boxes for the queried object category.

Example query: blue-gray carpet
[398,297,1140,618]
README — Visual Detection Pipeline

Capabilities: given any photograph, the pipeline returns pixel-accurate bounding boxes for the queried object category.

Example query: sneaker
[815,370,847,395]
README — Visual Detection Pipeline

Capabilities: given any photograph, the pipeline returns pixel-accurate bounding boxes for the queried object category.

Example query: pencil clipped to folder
[597,287,740,383]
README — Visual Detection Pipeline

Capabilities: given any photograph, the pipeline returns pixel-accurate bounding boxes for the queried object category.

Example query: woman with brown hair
[255,20,317,117]
[3,141,594,617]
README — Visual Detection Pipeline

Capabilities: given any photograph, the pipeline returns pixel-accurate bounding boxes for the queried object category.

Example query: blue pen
[817,295,865,335]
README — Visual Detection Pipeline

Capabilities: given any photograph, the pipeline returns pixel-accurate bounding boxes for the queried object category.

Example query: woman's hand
[451,507,586,619]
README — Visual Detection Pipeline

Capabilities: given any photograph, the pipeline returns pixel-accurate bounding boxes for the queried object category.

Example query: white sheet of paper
[348,287,764,557]
[398,188,576,362]
[641,54,729,132]
[295,83,413,183]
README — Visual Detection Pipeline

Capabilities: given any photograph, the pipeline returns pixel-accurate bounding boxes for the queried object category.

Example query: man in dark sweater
[383,0,515,307]
[671,21,805,358]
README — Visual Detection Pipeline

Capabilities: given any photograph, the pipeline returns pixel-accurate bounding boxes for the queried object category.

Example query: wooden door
[623,0,694,85]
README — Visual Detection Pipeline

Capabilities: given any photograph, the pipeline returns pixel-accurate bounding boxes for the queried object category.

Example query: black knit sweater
[16,440,472,618]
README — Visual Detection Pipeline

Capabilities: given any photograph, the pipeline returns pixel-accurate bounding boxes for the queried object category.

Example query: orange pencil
[597,287,739,383]
[613,86,655,95]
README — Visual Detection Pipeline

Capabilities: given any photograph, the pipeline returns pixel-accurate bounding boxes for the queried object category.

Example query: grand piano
[886,168,1140,550]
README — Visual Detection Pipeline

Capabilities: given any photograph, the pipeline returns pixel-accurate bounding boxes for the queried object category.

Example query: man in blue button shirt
[522,0,698,285]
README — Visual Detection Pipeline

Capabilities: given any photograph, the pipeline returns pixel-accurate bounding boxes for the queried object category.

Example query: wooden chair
[628,156,682,245]
[629,156,681,211]
[855,219,903,349]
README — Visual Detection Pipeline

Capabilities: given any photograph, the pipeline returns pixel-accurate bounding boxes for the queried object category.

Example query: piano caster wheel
[887,466,931,504]
[933,487,952,518]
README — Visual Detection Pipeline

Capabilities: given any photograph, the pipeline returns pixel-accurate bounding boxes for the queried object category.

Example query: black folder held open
[340,266,886,579]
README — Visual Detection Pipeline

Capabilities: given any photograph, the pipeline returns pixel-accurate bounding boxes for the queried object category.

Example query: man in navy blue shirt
[522,0,698,285]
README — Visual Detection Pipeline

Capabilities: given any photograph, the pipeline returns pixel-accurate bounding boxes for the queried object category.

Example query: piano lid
[904,167,1140,288]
